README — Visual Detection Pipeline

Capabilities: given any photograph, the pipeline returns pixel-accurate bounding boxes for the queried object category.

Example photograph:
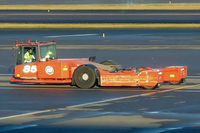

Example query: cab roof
[16,40,56,47]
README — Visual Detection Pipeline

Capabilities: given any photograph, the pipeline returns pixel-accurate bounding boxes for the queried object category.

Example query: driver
[24,48,35,63]
[45,50,53,59]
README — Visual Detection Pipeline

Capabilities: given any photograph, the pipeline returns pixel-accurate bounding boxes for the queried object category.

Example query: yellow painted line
[141,85,200,96]
[0,84,199,120]
[1,23,200,29]
[0,110,52,120]
[0,4,200,10]
[67,84,200,109]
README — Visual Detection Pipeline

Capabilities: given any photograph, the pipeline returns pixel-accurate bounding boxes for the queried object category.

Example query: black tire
[170,78,186,85]
[142,83,160,90]
[142,86,156,90]
[170,81,181,85]
[73,65,97,89]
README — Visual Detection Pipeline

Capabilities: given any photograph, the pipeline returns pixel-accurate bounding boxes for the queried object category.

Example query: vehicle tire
[170,81,180,85]
[142,84,159,90]
[74,65,97,89]
[170,79,184,85]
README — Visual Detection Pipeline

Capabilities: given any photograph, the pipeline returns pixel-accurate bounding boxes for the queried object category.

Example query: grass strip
[0,23,200,29]
[0,4,200,10]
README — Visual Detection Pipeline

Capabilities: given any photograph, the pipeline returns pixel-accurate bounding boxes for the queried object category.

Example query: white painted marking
[46,33,99,38]
[0,124,37,132]
[0,74,14,76]
[0,65,7,68]
[147,111,160,114]
[0,110,53,120]
[188,76,200,78]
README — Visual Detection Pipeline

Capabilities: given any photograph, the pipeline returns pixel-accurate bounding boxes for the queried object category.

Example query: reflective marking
[0,84,199,121]
[46,33,99,38]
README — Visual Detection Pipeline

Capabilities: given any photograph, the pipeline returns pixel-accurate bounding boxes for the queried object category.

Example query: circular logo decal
[45,66,54,75]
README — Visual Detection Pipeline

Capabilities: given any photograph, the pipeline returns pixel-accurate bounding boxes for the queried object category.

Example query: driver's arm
[32,55,35,60]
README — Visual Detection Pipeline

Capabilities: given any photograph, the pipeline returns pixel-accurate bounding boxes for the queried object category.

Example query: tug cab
[16,40,57,65]
[11,40,72,83]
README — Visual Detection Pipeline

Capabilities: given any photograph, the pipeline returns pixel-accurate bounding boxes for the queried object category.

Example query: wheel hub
[82,73,89,81]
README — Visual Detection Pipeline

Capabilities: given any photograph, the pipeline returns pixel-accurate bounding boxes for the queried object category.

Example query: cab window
[23,47,37,63]
[40,44,57,60]
[16,47,22,65]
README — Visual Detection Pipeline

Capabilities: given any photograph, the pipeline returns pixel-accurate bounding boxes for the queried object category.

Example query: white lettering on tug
[23,65,37,73]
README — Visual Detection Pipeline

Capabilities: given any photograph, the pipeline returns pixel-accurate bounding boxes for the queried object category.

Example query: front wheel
[73,65,97,89]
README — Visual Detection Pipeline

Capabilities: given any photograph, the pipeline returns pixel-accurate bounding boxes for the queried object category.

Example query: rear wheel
[170,81,180,85]
[170,78,184,85]
[73,65,97,89]
[142,84,160,90]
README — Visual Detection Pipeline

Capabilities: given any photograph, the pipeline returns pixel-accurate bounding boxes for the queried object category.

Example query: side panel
[162,66,187,82]
[100,70,138,86]
[14,63,38,79]
[37,61,69,79]
[138,71,160,87]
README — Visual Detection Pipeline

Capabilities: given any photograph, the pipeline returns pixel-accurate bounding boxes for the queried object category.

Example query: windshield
[40,44,57,60]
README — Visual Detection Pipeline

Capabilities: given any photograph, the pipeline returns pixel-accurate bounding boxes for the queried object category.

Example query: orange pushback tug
[10,40,186,89]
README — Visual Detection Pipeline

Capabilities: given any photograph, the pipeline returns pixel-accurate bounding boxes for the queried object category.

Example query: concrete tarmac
[0,28,199,46]
[0,77,200,133]
[1,10,200,23]
[0,28,200,132]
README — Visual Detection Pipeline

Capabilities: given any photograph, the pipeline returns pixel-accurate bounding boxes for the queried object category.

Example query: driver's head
[47,50,52,55]
[28,48,32,53]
